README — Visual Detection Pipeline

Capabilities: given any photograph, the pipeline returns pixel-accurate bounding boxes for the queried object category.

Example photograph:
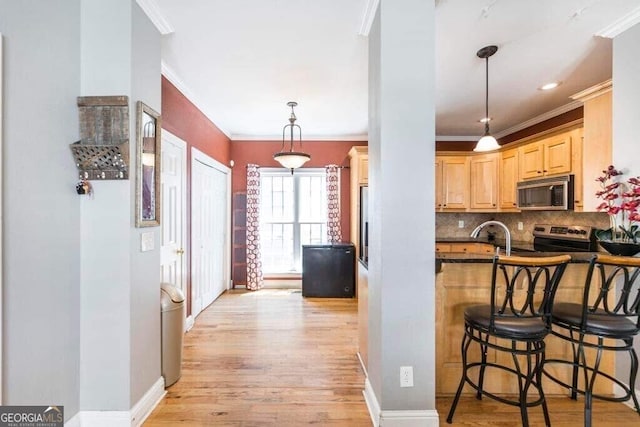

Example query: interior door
[191,150,230,318]
[160,131,187,297]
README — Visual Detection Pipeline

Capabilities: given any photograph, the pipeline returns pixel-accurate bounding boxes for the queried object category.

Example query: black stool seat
[465,304,549,340]
[552,302,640,336]
[447,254,571,427]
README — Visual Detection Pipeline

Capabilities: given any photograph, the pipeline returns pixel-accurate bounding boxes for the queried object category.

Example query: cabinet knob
[537,170,542,174]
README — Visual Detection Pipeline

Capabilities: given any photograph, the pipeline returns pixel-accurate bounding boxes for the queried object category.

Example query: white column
[366,0,437,425]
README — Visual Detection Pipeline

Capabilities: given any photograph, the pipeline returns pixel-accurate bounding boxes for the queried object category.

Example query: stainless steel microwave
[517,175,574,211]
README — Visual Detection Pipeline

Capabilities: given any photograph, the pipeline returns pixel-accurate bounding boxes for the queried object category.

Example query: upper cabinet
[499,148,519,211]
[349,146,368,186]
[470,153,498,210]
[519,132,572,179]
[436,156,469,211]
[571,80,612,212]
[348,146,368,259]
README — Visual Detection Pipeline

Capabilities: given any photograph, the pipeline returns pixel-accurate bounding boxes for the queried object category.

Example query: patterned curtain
[246,164,263,290]
[325,164,342,243]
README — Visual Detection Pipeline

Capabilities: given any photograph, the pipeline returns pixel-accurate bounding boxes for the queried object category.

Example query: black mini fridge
[302,243,355,297]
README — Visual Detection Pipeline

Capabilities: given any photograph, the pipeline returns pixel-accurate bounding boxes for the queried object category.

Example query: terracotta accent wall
[231,140,367,280]
[161,76,232,314]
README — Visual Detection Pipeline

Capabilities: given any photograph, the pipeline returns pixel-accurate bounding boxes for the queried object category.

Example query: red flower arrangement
[595,165,640,243]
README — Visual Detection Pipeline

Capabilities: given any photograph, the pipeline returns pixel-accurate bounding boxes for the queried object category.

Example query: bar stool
[447,254,571,427]
[542,254,640,427]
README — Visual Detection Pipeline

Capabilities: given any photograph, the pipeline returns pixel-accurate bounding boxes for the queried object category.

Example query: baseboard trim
[185,315,195,332]
[64,377,165,427]
[363,377,440,426]
[131,377,166,426]
[379,409,440,426]
[357,352,368,377]
[364,377,381,426]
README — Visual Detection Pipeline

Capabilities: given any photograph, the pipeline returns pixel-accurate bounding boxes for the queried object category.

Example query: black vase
[598,240,640,257]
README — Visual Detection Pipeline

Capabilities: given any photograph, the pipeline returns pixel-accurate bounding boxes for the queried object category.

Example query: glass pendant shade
[273,151,311,169]
[474,134,500,152]
[273,101,311,170]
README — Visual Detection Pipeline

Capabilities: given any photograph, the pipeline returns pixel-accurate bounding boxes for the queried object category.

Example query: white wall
[129,2,162,406]
[79,0,162,411]
[367,0,436,420]
[0,0,81,418]
[612,21,640,392]
[0,0,161,419]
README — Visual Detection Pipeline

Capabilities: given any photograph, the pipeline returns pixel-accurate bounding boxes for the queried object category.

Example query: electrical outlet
[458,220,464,228]
[400,366,414,388]
[517,221,524,231]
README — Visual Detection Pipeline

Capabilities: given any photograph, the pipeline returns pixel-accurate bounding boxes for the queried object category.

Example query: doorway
[160,131,187,303]
[191,148,231,318]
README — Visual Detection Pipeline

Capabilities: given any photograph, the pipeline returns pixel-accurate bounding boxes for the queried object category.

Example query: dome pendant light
[474,45,501,152]
[273,101,311,172]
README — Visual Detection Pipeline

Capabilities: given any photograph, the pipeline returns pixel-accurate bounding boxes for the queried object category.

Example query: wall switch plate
[517,221,524,231]
[400,366,414,387]
[141,231,155,252]
[458,220,464,228]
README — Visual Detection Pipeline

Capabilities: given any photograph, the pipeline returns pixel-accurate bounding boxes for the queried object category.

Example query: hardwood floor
[144,289,371,426]
[145,288,640,426]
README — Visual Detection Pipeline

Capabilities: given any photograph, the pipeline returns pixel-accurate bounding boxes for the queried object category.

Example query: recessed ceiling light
[539,81,561,91]
[479,117,492,123]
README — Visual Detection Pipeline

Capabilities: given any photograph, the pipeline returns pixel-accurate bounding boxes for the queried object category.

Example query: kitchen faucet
[470,220,511,256]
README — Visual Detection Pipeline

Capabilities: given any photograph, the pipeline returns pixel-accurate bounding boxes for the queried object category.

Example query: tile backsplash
[436,211,609,242]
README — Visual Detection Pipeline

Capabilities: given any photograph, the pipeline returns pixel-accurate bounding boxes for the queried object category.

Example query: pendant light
[273,101,311,171]
[474,45,501,152]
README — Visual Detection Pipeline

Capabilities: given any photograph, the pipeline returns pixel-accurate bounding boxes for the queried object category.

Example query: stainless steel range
[532,224,598,252]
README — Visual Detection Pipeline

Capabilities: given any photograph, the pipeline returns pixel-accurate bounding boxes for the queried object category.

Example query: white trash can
[160,283,185,387]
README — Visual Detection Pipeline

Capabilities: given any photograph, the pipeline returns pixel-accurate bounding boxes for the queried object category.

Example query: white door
[191,149,230,318]
[160,131,187,297]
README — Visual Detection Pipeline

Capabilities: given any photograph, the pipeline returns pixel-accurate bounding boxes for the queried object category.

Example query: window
[260,169,327,273]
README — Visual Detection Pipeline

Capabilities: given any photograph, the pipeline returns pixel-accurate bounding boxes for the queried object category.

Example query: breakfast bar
[435,243,612,397]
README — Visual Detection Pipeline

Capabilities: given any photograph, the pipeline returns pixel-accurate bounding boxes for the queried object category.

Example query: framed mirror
[135,101,161,227]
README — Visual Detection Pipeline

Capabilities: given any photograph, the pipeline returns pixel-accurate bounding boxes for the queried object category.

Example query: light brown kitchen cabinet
[349,146,368,260]
[436,156,470,211]
[570,128,584,209]
[519,132,572,179]
[436,242,494,254]
[499,147,519,210]
[470,153,498,211]
[571,80,612,212]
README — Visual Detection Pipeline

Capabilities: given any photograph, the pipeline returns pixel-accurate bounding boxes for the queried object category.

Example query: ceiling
[152,0,640,141]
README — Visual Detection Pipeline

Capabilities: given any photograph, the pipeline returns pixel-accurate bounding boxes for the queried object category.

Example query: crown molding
[358,0,380,36]
[492,100,583,139]
[570,79,612,102]
[161,61,232,138]
[436,135,478,141]
[136,0,174,34]
[596,6,640,38]
[231,134,369,142]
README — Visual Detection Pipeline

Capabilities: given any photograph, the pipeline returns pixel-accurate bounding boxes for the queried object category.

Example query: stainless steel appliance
[532,224,598,252]
[517,175,574,211]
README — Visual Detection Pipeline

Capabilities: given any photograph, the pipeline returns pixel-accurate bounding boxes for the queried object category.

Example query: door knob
[176,248,185,255]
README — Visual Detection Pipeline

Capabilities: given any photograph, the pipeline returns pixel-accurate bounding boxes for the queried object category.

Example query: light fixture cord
[484,55,490,136]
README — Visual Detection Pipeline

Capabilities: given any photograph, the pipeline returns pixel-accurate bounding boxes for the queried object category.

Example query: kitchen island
[435,248,612,396]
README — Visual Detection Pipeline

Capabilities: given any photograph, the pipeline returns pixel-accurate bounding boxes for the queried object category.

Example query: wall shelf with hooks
[70,95,130,180]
